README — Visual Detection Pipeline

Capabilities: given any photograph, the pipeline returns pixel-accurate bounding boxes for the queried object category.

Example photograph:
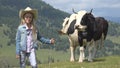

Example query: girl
[16,7,55,68]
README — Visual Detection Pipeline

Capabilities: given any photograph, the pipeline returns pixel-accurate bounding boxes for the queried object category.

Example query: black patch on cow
[67,20,76,35]
[65,20,69,25]
[77,13,108,47]
[79,13,96,42]
[78,31,88,46]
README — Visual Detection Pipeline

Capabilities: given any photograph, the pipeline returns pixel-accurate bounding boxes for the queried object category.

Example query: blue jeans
[19,50,37,68]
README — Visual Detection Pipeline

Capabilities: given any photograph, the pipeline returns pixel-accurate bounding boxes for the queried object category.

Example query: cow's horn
[90,9,93,13]
[72,8,77,14]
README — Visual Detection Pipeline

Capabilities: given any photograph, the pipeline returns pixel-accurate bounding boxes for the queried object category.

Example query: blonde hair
[19,13,37,41]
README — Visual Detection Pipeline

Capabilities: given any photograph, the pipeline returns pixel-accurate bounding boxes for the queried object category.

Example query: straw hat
[19,7,38,20]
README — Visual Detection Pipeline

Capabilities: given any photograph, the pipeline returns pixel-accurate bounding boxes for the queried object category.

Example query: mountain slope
[105,16,120,24]
[0,0,70,49]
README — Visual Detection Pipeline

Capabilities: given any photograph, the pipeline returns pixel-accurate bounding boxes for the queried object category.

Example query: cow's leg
[88,40,95,62]
[78,46,85,62]
[70,46,76,62]
[88,40,98,62]
[92,41,97,60]
[88,45,93,62]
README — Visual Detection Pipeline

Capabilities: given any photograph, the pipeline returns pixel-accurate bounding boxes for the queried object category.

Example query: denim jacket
[16,24,51,55]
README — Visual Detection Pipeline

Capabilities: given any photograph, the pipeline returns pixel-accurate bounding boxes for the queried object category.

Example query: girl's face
[24,13,33,24]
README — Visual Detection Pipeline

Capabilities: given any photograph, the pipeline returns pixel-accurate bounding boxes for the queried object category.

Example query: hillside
[0,0,70,50]
[0,0,120,67]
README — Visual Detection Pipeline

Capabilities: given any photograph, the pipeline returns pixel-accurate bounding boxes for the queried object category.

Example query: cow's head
[73,10,88,31]
[59,17,69,35]
[59,14,77,35]
[75,9,96,32]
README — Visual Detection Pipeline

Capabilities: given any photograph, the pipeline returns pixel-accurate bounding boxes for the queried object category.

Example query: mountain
[105,16,120,24]
[0,0,70,49]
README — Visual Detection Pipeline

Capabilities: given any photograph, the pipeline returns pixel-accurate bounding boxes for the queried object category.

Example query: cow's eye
[65,21,69,25]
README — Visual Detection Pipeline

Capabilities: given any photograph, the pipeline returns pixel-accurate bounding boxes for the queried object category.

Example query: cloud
[42,0,120,17]
[43,0,120,8]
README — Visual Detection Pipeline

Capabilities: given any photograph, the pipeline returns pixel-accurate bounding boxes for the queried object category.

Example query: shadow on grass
[93,58,106,62]
[83,58,106,63]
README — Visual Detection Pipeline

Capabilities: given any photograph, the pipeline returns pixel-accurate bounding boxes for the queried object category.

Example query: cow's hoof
[78,61,83,63]
[78,60,83,63]
[70,60,75,62]
[88,59,93,62]
[70,59,75,62]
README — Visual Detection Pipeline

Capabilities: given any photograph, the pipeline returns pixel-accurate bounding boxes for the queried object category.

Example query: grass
[37,56,120,68]
[0,25,10,47]
[1,45,120,68]
[0,25,120,68]
[0,45,72,67]
[0,45,19,67]
[36,49,71,63]
[0,43,120,68]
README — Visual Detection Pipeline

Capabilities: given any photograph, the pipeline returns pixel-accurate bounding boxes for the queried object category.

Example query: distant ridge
[104,16,120,23]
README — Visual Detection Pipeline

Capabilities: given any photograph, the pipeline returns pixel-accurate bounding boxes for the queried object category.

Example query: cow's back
[94,17,108,40]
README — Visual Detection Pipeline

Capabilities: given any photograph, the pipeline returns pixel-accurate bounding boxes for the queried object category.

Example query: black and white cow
[59,11,87,62]
[59,10,108,62]
[75,10,109,62]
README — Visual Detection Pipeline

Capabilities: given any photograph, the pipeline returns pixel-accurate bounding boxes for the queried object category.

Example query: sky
[42,0,120,17]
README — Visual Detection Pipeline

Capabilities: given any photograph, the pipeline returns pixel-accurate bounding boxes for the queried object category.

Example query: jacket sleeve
[37,31,51,44]
[16,28,21,55]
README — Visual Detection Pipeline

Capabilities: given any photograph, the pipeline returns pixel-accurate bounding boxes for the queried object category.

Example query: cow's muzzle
[58,30,66,35]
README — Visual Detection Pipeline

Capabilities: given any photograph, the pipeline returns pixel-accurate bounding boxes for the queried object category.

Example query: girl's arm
[37,31,51,44]
[16,29,21,55]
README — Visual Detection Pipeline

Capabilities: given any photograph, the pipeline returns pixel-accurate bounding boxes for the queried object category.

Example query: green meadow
[0,45,120,68]
[38,56,120,68]
[0,25,120,67]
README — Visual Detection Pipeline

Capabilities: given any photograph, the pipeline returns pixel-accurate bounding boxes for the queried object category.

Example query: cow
[75,10,108,62]
[59,10,108,62]
[59,11,87,62]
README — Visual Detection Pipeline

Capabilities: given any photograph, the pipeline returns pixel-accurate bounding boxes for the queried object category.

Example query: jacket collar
[22,24,33,30]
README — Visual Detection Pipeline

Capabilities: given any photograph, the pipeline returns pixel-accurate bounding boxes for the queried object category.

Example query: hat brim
[19,9,38,20]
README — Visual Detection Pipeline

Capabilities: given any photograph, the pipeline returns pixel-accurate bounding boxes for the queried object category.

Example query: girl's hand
[16,55,20,59]
[50,38,55,44]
